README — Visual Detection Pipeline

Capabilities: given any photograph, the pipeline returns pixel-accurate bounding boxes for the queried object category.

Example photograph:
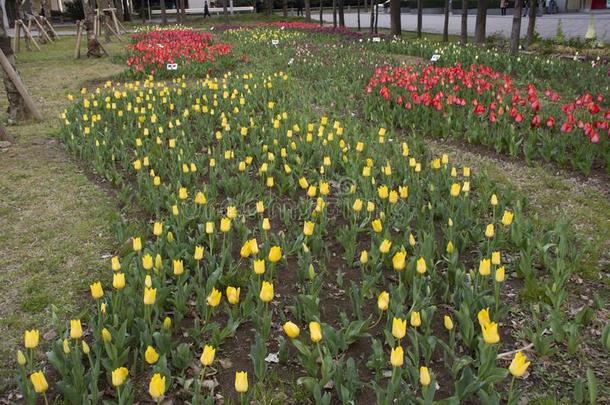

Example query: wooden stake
[41,16,59,40]
[14,22,21,52]
[0,48,43,120]
[32,17,53,43]
[17,20,41,51]
[74,20,83,59]
[104,19,122,41]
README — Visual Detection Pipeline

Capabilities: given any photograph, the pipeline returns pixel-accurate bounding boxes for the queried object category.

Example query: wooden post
[74,20,83,58]
[17,20,41,51]
[104,19,122,41]
[14,22,21,52]
[0,47,43,120]
[32,17,53,43]
[41,16,59,40]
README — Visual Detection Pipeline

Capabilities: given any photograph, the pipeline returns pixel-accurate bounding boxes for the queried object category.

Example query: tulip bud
[390,346,404,367]
[163,317,172,330]
[419,366,431,386]
[309,321,322,343]
[444,315,454,331]
[17,350,26,366]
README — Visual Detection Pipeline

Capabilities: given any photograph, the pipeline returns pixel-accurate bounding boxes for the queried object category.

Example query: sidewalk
[324,12,610,41]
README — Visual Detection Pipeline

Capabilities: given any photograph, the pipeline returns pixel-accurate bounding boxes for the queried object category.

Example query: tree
[179,0,186,23]
[81,0,104,57]
[224,0,230,22]
[370,0,375,33]
[0,5,29,122]
[357,0,361,31]
[390,0,401,36]
[416,0,422,38]
[474,0,487,44]
[305,0,311,20]
[526,0,536,47]
[319,0,323,25]
[461,0,468,45]
[160,0,167,24]
[442,0,449,42]
[338,0,345,27]
[333,0,337,28]
[283,0,288,18]
[509,0,523,54]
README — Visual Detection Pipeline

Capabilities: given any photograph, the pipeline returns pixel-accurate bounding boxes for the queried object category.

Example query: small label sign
[166,63,178,71]
[372,37,381,42]
[430,54,441,62]
[271,39,279,46]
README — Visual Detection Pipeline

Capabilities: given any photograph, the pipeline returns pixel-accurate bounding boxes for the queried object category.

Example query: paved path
[324,11,610,42]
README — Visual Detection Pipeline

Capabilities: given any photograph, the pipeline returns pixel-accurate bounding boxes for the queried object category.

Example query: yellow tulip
[446,241,454,254]
[24,329,39,349]
[256,201,265,213]
[178,187,188,200]
[259,281,274,302]
[463,167,471,177]
[149,373,166,400]
[17,350,26,366]
[262,218,271,231]
[509,351,531,377]
[63,338,70,353]
[268,246,282,263]
[352,198,363,212]
[195,192,207,205]
[303,221,315,236]
[490,194,498,206]
[450,183,461,197]
[360,250,369,264]
[205,221,214,234]
[163,317,172,330]
[235,371,248,393]
[495,266,505,283]
[491,251,501,265]
[220,217,231,233]
[371,219,383,233]
[379,239,392,254]
[478,308,491,327]
[173,259,184,276]
[194,245,204,261]
[309,321,322,343]
[153,221,163,236]
[299,177,309,189]
[226,286,241,305]
[392,251,406,271]
[113,273,126,290]
[144,346,159,364]
[143,287,157,305]
[485,224,495,238]
[30,371,48,394]
[142,254,153,270]
[200,345,216,366]
[410,311,422,327]
[253,259,265,275]
[409,233,416,247]
[419,366,431,386]
[70,319,83,339]
[102,328,112,343]
[390,346,404,367]
[90,281,104,299]
[132,237,142,252]
[392,317,407,340]
[377,291,389,311]
[479,258,491,276]
[378,185,389,199]
[283,321,300,339]
[112,367,129,387]
[82,340,90,354]
[444,315,454,330]
[501,210,514,226]
[111,256,121,271]
[207,288,222,307]
[416,257,427,274]
[482,322,500,344]
[227,205,237,219]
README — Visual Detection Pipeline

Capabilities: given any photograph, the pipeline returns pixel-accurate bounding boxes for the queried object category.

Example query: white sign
[166,63,178,70]
[430,54,441,62]
[372,37,381,42]
[271,39,279,46]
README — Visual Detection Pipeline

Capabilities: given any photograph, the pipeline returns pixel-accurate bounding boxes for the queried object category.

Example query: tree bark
[443,0,449,42]
[357,0,361,30]
[338,0,344,27]
[115,0,125,21]
[461,0,467,45]
[526,0,536,46]
[319,0,323,25]
[416,0,422,38]
[82,0,104,57]
[267,0,272,16]
[390,0,400,36]
[509,0,523,54]
[0,5,29,122]
[370,0,375,33]
[180,0,186,22]
[160,0,167,24]
[223,0,229,21]
[374,0,378,33]
[332,0,336,27]
[305,0,310,19]
[283,0,287,17]
[474,0,487,44]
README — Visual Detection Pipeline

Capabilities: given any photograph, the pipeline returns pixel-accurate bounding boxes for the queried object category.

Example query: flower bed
[365,63,610,174]
[126,29,233,77]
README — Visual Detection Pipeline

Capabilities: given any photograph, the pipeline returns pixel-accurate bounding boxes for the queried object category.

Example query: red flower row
[127,29,232,73]
[366,64,609,144]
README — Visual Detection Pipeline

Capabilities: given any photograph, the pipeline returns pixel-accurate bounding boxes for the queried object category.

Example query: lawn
[1,14,609,404]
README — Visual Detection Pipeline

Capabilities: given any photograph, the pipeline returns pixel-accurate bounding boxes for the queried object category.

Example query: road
[323,11,610,42]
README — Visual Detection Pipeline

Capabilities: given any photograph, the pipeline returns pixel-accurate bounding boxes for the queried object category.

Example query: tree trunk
[526,0,536,46]
[338,0,344,27]
[416,0,422,37]
[115,0,125,21]
[474,0,487,44]
[180,0,186,22]
[374,0,378,33]
[390,0,400,36]
[160,0,167,24]
[305,0,310,19]
[357,0,361,31]
[509,0,523,54]
[332,0,336,27]
[267,0,272,16]
[82,0,104,57]
[319,0,323,25]
[224,0,229,21]
[443,0,449,42]
[0,5,29,122]
[370,0,375,33]
[283,0,287,17]
[461,0,467,45]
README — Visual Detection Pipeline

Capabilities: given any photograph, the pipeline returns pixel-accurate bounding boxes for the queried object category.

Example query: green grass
[0,36,127,393]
